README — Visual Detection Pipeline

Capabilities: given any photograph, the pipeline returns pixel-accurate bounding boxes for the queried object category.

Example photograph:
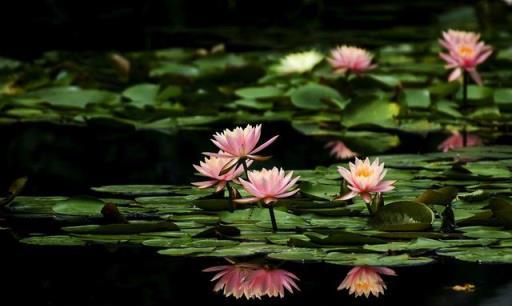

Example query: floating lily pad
[21,235,86,246]
[290,83,342,110]
[92,185,175,196]
[235,86,283,99]
[63,221,179,234]
[52,196,105,216]
[371,201,435,231]
[326,253,434,266]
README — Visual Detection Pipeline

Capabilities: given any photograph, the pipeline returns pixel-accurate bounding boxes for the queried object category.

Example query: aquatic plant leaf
[235,86,283,99]
[122,83,160,107]
[371,201,435,231]
[267,248,326,261]
[63,221,179,234]
[363,237,494,252]
[415,187,458,206]
[143,238,237,248]
[400,89,430,109]
[91,185,175,196]
[326,253,434,266]
[219,208,306,226]
[459,226,512,239]
[305,231,386,245]
[342,99,400,128]
[52,196,105,216]
[149,63,200,78]
[158,247,215,256]
[21,235,85,246]
[21,86,119,108]
[299,182,339,200]
[290,83,342,110]
[456,85,494,105]
[437,247,512,264]
[366,74,401,88]
[343,131,400,153]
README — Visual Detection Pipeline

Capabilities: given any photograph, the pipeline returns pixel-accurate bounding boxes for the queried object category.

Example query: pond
[2,1,512,305]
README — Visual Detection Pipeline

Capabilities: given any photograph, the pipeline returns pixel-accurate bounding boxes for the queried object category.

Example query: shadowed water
[3,244,512,306]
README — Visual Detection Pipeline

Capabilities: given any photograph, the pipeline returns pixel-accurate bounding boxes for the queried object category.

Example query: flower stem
[242,159,249,179]
[268,205,278,233]
[462,71,469,147]
[226,182,234,212]
[364,202,373,216]
[344,71,353,103]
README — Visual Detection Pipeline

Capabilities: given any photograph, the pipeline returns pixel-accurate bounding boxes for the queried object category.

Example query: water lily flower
[274,51,323,75]
[192,152,252,192]
[336,157,395,203]
[325,141,358,160]
[203,263,260,299]
[205,124,278,166]
[438,131,483,152]
[504,0,512,5]
[203,262,300,299]
[338,266,396,298]
[244,266,300,299]
[439,29,493,85]
[235,167,300,205]
[328,45,376,74]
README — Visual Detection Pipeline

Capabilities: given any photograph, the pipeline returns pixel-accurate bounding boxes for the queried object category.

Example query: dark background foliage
[2,0,483,59]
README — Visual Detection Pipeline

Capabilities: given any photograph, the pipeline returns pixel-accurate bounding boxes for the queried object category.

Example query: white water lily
[274,51,323,75]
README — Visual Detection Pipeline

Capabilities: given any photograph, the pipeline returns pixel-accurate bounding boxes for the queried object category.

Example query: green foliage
[6,146,512,264]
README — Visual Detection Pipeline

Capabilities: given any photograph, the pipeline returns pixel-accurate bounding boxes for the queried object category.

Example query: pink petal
[234,197,260,204]
[448,68,462,82]
[467,68,482,85]
[250,135,279,155]
[335,191,358,201]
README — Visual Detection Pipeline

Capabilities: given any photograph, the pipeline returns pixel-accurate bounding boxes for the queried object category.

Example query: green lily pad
[63,221,179,234]
[343,99,400,128]
[326,253,434,266]
[52,196,105,216]
[219,208,306,227]
[235,86,283,99]
[290,83,342,110]
[92,185,174,196]
[21,235,86,246]
[437,247,512,263]
[371,201,435,231]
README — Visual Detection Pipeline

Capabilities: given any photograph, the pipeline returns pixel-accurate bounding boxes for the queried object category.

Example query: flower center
[457,45,475,58]
[356,167,373,178]
[355,281,371,291]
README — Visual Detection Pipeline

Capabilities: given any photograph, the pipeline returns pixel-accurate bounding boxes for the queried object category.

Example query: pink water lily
[205,124,278,165]
[338,266,396,298]
[336,157,395,203]
[328,45,376,75]
[325,141,358,160]
[438,131,483,152]
[235,167,300,205]
[203,263,260,299]
[439,29,493,85]
[203,262,300,299]
[192,152,253,192]
[244,267,300,299]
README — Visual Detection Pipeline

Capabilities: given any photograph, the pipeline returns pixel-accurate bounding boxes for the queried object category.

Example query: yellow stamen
[356,167,372,178]
[457,45,475,58]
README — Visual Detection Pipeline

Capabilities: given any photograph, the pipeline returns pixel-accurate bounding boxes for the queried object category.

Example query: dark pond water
[3,244,512,306]
[0,121,452,194]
